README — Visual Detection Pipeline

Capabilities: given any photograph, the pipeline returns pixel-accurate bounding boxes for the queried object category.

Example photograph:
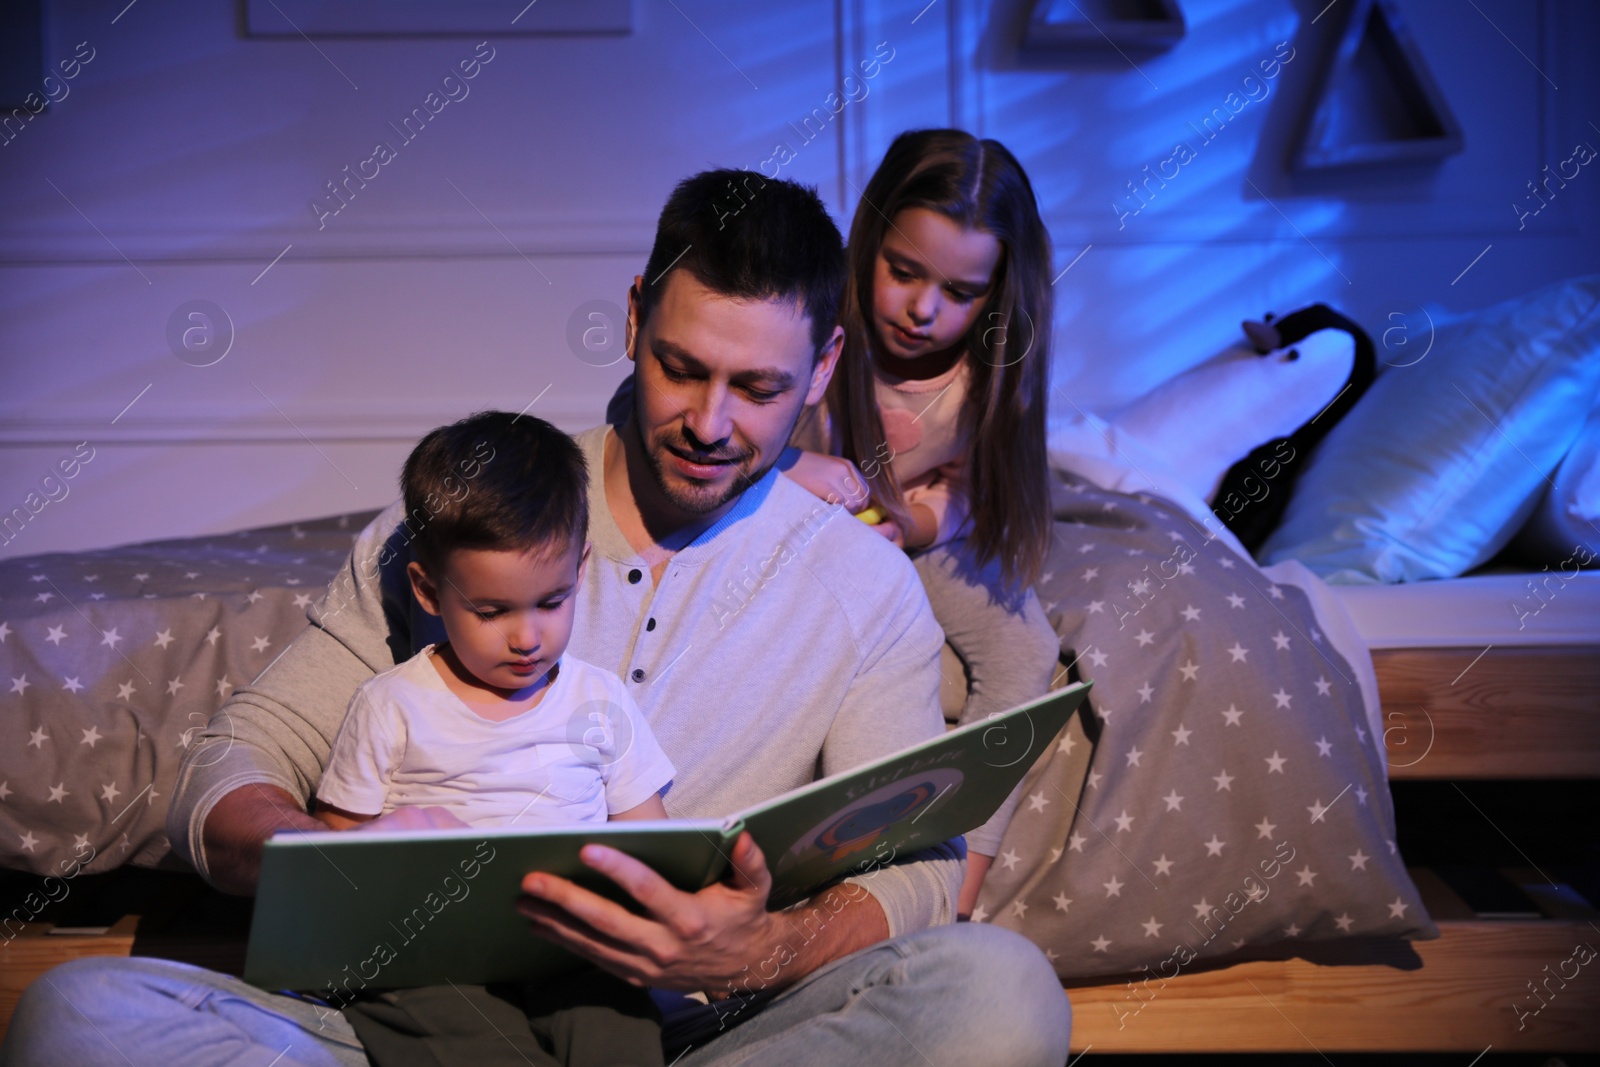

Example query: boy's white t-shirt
[316,645,675,828]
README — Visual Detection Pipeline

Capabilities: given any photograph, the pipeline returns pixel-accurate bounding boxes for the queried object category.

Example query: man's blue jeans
[1,923,1070,1066]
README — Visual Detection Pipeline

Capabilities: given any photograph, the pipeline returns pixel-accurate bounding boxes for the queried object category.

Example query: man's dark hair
[401,411,588,576]
[636,169,846,355]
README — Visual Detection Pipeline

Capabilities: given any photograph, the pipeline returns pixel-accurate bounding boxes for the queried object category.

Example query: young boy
[311,410,675,1067]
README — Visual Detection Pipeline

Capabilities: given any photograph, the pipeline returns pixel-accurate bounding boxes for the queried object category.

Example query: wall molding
[0,216,658,265]
[0,215,1578,278]
[0,405,607,446]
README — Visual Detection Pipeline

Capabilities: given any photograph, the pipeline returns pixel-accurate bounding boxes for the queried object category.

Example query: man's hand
[779,449,873,513]
[516,831,781,992]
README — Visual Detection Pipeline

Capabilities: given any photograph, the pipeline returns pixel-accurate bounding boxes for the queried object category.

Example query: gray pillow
[980,473,1436,979]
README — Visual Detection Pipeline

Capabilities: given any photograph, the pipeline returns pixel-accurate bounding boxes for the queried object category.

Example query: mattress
[1328,570,1600,649]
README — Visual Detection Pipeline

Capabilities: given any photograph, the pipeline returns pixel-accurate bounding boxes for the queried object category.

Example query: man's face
[627,270,839,517]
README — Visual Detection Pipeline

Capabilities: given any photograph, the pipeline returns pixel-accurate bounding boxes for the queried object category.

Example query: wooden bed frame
[4,646,1598,1053]
[1064,645,1600,1054]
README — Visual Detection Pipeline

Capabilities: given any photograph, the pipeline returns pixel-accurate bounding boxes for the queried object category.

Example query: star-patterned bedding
[976,471,1437,979]
[0,511,379,876]
[4,487,1434,980]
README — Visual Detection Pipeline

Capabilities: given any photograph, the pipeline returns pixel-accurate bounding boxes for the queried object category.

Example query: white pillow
[1511,402,1600,565]
[1572,411,1600,522]
[1260,275,1600,583]
[1106,328,1355,503]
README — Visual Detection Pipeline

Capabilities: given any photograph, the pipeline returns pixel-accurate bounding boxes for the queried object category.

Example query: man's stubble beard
[631,386,802,517]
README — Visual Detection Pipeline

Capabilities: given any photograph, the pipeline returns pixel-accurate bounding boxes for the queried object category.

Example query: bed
[968,276,1600,1051]
[958,275,1600,1050]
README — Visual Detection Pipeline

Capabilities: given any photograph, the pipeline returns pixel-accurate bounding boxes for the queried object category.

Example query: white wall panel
[2,0,1597,557]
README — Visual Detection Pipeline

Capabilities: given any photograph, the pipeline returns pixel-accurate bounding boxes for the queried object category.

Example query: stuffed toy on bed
[1105,304,1377,552]
[1215,305,1378,550]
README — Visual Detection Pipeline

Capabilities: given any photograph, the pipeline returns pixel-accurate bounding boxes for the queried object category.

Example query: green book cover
[244,682,1089,994]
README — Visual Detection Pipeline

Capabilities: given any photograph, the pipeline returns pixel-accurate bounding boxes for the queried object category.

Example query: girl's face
[871,207,1002,364]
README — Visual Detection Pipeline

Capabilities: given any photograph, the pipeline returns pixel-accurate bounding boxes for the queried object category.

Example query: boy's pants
[339,967,661,1067]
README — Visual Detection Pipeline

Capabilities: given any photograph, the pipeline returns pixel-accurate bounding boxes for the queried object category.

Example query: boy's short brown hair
[400,411,588,576]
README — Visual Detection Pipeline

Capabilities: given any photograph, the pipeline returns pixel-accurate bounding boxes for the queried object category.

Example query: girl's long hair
[832,128,1053,590]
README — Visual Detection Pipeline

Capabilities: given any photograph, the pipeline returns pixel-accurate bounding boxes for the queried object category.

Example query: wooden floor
[1065,919,1599,1053]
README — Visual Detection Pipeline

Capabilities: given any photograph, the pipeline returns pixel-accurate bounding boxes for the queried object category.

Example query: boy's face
[626,269,842,519]
[407,539,589,695]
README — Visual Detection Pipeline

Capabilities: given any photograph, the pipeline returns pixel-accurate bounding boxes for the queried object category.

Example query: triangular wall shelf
[1292,0,1464,172]
[1021,0,1186,57]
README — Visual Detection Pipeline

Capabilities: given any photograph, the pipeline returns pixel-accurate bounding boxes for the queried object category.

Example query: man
[2,172,1070,1067]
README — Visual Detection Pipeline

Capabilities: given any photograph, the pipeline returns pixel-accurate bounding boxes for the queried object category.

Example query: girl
[782,128,1060,917]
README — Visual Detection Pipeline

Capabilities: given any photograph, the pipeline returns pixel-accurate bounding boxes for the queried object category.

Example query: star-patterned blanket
[4,489,1434,981]
[976,471,1436,979]
[0,512,378,876]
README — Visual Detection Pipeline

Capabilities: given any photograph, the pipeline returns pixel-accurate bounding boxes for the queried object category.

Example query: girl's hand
[779,448,873,512]
[870,518,906,549]
[957,853,993,920]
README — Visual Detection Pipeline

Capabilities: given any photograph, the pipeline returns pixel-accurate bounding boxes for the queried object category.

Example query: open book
[244,682,1089,993]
